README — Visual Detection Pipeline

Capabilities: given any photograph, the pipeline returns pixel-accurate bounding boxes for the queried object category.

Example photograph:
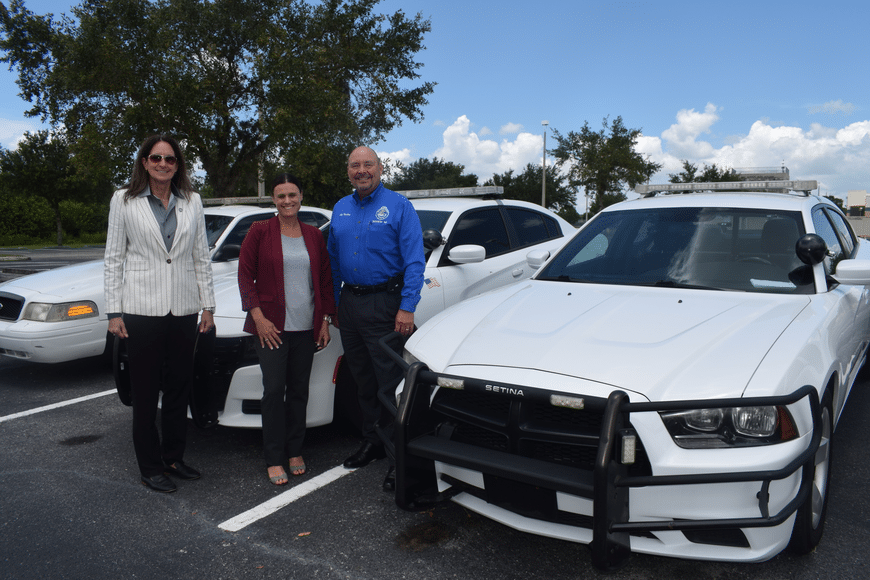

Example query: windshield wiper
[650,279,725,291]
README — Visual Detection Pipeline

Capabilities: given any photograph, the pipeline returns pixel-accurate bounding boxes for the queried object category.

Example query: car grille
[0,292,24,321]
[430,388,651,476]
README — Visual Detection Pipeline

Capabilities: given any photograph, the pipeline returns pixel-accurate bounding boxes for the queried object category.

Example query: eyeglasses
[147,154,178,165]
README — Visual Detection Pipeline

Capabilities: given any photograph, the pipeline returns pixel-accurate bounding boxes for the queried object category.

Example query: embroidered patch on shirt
[375,206,390,221]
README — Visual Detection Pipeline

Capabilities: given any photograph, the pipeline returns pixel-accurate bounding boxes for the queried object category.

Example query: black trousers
[256,329,315,466]
[124,313,198,477]
[338,288,406,449]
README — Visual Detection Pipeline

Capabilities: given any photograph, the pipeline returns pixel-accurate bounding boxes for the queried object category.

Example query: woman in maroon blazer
[238,173,335,485]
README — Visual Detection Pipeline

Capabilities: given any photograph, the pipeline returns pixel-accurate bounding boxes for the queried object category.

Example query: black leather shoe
[343,442,386,468]
[382,466,395,492]
[164,461,201,481]
[141,474,177,493]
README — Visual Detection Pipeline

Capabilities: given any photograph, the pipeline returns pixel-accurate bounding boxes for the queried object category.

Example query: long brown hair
[124,134,193,201]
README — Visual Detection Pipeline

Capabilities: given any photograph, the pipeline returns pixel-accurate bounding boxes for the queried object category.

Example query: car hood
[0,260,105,300]
[409,281,811,402]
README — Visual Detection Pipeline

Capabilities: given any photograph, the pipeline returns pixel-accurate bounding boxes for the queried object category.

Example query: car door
[813,206,870,415]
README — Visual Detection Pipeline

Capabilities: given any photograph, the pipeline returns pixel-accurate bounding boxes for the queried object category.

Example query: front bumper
[0,318,108,363]
[393,362,820,570]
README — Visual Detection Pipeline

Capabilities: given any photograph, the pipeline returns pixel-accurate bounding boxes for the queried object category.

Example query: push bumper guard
[378,340,821,571]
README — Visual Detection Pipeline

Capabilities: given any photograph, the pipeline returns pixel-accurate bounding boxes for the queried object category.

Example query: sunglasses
[147,154,178,165]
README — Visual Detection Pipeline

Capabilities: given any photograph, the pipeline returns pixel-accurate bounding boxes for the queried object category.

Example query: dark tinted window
[299,211,329,228]
[812,207,843,277]
[416,210,451,233]
[448,208,510,258]
[505,207,551,247]
[205,215,234,247]
[222,214,274,249]
[824,208,855,256]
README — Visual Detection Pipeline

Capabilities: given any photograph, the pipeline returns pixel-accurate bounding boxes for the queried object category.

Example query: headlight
[22,301,99,322]
[660,405,797,449]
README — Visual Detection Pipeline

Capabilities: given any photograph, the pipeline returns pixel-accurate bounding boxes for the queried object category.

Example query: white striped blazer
[104,188,216,317]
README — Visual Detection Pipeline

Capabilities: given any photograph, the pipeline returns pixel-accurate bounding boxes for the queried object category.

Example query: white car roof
[610,191,835,213]
[203,204,331,219]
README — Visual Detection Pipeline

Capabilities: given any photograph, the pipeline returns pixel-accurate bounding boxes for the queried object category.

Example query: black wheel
[112,336,132,406]
[788,389,833,553]
[333,356,363,434]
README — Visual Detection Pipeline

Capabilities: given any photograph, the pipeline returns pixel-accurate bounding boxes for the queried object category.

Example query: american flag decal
[425,277,440,288]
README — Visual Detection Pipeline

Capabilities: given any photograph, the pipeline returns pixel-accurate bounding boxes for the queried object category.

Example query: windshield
[538,207,813,294]
[205,215,235,248]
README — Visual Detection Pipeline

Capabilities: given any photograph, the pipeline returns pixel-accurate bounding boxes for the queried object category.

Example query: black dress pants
[338,289,406,449]
[124,313,198,477]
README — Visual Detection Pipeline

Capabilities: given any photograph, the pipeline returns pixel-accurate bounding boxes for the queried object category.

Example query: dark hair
[271,172,303,195]
[125,134,193,201]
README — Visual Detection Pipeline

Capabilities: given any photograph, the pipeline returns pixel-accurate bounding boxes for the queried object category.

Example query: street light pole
[541,120,549,207]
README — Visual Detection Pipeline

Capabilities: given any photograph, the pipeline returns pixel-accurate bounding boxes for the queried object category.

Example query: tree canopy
[0,0,435,206]
[0,130,111,245]
[551,116,661,215]
[385,157,478,191]
[485,163,580,224]
[668,160,740,184]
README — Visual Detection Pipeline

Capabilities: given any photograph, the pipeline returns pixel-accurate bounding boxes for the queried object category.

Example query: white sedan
[390,180,870,568]
[0,205,329,363]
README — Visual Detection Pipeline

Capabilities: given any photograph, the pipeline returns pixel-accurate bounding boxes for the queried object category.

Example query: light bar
[635,180,818,197]
[398,186,504,199]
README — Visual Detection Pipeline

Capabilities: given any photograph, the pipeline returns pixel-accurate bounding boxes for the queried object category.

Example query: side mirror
[212,244,241,262]
[526,249,550,270]
[796,234,826,266]
[448,244,486,264]
[832,260,870,286]
[422,229,443,250]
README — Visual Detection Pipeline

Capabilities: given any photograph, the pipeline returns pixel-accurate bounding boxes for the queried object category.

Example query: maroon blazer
[238,216,335,336]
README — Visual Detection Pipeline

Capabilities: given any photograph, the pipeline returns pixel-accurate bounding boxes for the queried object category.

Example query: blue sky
[3,0,869,202]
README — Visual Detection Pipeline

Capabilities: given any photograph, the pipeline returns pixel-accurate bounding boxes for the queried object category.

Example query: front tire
[788,389,833,553]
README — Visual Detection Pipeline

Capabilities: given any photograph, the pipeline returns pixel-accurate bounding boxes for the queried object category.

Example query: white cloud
[645,105,870,197]
[499,122,524,135]
[0,118,42,148]
[479,126,493,136]
[808,100,856,115]
[431,115,544,178]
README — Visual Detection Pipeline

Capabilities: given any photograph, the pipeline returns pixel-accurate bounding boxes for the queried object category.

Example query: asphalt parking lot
[2,352,870,580]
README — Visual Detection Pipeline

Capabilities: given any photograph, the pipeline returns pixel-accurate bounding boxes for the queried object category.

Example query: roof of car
[203,204,330,218]
[611,190,838,213]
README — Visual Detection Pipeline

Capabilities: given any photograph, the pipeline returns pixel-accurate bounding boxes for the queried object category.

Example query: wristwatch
[323,315,332,324]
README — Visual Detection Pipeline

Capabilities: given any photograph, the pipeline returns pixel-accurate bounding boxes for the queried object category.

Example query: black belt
[345,281,390,296]
[345,274,403,296]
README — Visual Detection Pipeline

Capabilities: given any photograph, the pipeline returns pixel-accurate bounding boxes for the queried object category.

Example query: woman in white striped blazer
[104,134,216,493]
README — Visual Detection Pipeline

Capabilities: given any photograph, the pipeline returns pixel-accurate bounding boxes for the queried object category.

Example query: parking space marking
[219,464,353,532]
[0,389,116,423]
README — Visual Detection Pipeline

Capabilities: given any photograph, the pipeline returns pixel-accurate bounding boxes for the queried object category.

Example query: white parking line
[0,389,116,423]
[219,464,354,532]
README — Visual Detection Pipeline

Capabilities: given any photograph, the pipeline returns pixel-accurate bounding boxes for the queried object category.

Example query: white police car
[199,186,575,429]
[390,181,870,568]
[0,205,330,362]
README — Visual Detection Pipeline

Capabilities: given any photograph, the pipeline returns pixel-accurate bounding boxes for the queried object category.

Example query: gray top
[281,234,314,331]
[140,185,178,252]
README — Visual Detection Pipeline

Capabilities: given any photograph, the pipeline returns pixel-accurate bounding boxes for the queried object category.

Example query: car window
[299,211,329,228]
[445,208,511,259]
[416,210,451,233]
[205,215,235,247]
[539,207,811,294]
[824,208,855,256]
[221,214,274,249]
[812,207,844,277]
[504,207,552,248]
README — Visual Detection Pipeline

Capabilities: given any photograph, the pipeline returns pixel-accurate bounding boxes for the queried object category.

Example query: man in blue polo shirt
[328,146,425,491]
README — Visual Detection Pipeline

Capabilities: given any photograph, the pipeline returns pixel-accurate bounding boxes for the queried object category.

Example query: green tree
[485,163,580,224]
[0,130,109,245]
[825,195,846,212]
[551,116,661,214]
[0,0,435,207]
[385,157,478,191]
[668,160,740,184]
